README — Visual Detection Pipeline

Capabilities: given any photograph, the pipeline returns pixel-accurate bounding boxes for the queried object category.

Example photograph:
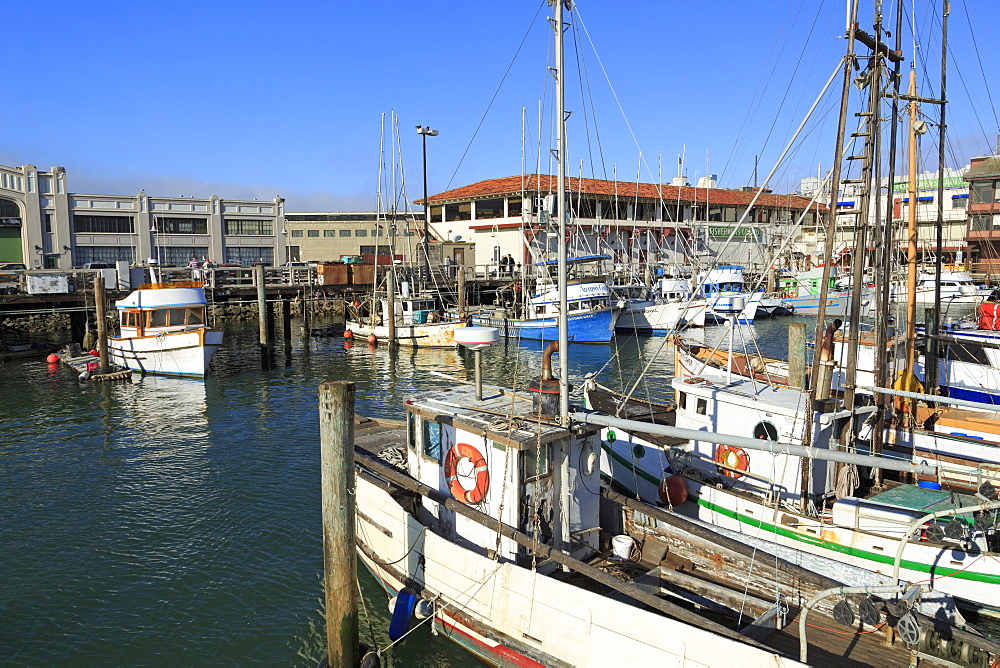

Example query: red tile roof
[417,175,823,210]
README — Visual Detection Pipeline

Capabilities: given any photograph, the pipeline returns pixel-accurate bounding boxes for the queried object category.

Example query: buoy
[658,474,689,506]
[89,349,99,356]
[366,334,377,344]
[46,353,59,363]
[352,300,361,307]
[344,330,353,339]
[388,587,418,641]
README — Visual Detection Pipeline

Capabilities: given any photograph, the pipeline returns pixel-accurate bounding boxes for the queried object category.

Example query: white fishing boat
[108,281,223,378]
[613,276,708,333]
[345,294,465,347]
[695,265,762,324]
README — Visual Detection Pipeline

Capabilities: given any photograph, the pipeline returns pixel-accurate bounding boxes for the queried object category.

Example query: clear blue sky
[3,1,997,211]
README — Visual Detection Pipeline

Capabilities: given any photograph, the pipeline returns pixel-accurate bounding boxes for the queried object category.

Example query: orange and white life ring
[714,444,749,479]
[444,442,490,504]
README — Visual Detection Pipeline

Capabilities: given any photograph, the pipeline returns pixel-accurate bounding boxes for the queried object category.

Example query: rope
[363,526,428,567]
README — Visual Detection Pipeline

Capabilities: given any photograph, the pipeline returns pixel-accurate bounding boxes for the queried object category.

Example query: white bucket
[611,534,634,561]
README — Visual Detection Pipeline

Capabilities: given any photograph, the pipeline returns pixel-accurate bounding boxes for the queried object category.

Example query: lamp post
[416,125,438,287]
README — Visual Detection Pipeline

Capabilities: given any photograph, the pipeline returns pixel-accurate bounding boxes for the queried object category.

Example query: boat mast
[554,0,570,425]
[905,68,919,376]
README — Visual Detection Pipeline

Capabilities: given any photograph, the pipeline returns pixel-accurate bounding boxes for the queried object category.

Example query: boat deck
[351,414,971,667]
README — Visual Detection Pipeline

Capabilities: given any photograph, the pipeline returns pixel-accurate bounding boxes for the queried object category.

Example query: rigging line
[570,17,605,181]
[445,0,547,191]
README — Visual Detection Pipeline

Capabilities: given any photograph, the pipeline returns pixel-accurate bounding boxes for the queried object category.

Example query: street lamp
[416,125,438,284]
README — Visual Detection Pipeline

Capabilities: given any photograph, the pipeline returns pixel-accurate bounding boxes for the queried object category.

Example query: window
[355,229,367,237]
[155,217,208,234]
[952,197,968,210]
[224,218,273,235]
[696,397,707,415]
[75,246,136,266]
[44,212,52,233]
[445,202,472,221]
[971,180,997,204]
[971,214,994,231]
[677,391,686,410]
[73,215,134,234]
[407,413,416,451]
[339,229,352,237]
[524,443,549,480]
[753,421,779,441]
[307,229,319,237]
[576,199,598,218]
[149,310,168,327]
[224,247,274,265]
[947,343,990,365]
[475,198,503,219]
[422,419,441,461]
[508,198,522,218]
[430,206,443,223]
[156,247,209,267]
[291,229,304,237]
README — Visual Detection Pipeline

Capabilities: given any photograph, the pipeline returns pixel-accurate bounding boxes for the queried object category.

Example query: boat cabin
[380,297,440,326]
[403,383,601,566]
[115,283,210,337]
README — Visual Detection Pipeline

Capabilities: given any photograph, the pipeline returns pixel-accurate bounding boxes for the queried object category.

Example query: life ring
[444,442,490,504]
[714,444,749,479]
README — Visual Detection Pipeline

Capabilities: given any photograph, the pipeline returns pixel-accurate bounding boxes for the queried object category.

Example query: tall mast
[554,0,570,425]
[905,69,919,376]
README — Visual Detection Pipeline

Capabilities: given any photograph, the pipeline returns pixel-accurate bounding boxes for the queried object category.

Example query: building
[797,167,971,266]
[418,174,822,274]
[964,155,1000,273]
[283,211,415,263]
[0,163,285,268]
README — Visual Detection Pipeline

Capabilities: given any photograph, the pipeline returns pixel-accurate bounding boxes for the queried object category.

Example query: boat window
[946,343,990,365]
[187,308,204,325]
[422,419,442,462]
[753,421,779,441]
[677,391,686,410]
[407,412,416,451]
[569,301,581,311]
[536,305,546,315]
[696,397,707,415]
[169,308,187,326]
[524,443,549,480]
[149,309,168,327]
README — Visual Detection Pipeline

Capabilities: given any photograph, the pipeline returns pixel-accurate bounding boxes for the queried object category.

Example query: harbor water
[0,316,807,665]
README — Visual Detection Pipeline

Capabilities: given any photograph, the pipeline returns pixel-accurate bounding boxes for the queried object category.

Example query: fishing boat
[694,265,762,324]
[584,0,1000,620]
[347,3,1000,664]
[612,275,708,334]
[345,294,465,347]
[466,255,619,343]
[108,281,223,377]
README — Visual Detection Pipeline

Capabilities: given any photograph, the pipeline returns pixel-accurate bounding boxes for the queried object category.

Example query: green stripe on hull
[601,443,662,486]
[693,494,1000,585]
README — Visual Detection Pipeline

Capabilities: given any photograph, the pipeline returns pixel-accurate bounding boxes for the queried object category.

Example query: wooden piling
[95,273,110,372]
[458,267,467,319]
[787,322,806,389]
[256,264,270,369]
[282,297,292,340]
[319,381,359,668]
[386,272,396,343]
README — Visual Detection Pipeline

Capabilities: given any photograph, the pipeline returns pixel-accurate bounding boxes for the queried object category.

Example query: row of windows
[121,307,205,329]
[290,228,385,238]
[72,215,274,235]
[156,217,208,234]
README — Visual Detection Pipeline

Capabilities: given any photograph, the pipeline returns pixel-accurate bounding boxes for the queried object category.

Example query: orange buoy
[366,334,377,344]
[444,442,490,504]
[714,444,749,479]
[46,353,59,363]
[344,330,353,339]
[352,300,361,307]
[658,474,689,506]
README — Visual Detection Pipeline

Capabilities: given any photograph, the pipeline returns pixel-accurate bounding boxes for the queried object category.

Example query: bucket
[611,534,634,561]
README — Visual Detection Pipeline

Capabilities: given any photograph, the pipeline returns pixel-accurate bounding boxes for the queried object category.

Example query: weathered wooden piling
[457,267,467,319]
[787,322,806,389]
[386,272,396,343]
[94,273,110,372]
[319,381,359,668]
[282,297,292,339]
[256,265,271,369]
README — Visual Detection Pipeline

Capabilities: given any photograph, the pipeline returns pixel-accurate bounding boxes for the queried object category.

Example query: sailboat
[584,0,1000,620]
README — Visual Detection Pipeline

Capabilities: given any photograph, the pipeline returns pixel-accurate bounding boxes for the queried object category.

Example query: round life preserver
[714,444,749,479]
[444,442,490,504]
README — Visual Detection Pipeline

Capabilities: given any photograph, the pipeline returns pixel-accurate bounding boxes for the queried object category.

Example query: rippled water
[1,316,802,665]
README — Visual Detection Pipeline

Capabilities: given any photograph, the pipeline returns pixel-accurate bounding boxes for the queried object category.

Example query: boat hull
[345,320,464,347]
[469,307,617,343]
[614,299,707,333]
[108,329,222,377]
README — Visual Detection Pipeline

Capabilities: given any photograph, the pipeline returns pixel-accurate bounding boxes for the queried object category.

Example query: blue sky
[3,1,998,211]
